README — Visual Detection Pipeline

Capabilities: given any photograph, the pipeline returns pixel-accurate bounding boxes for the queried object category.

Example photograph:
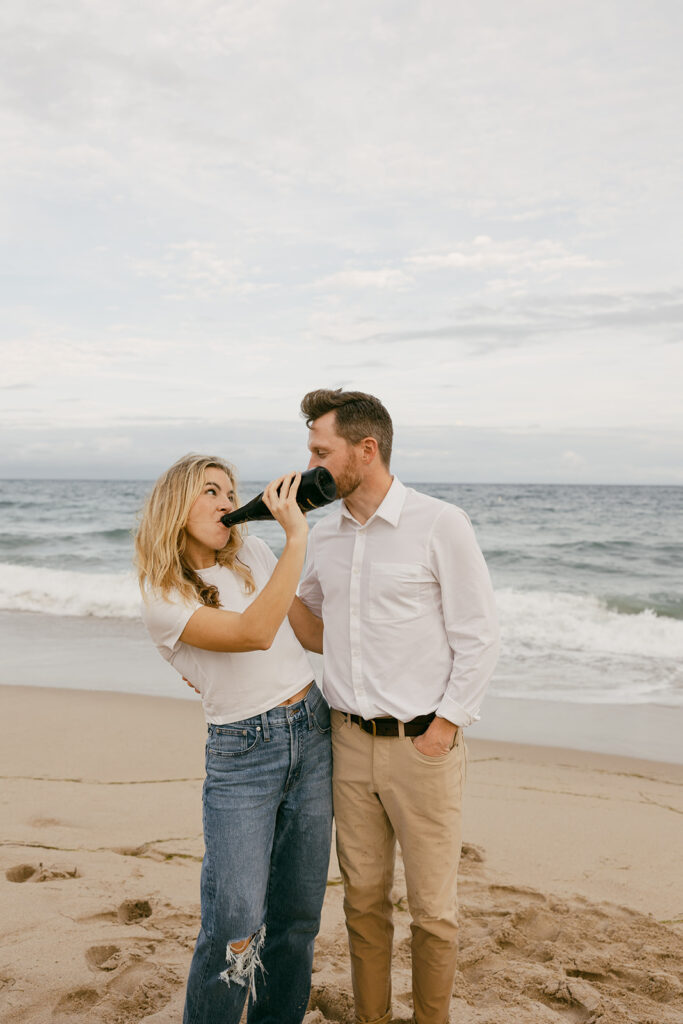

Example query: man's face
[307,411,363,499]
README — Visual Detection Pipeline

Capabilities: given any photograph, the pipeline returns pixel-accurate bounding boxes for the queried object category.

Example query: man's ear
[360,437,379,463]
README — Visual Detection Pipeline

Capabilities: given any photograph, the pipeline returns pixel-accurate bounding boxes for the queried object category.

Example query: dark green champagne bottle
[220,467,337,527]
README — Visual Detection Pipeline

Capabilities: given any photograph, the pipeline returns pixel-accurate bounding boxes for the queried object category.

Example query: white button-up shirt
[299,477,499,726]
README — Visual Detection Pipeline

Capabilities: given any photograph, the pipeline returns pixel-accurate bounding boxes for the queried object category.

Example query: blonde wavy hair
[135,453,255,607]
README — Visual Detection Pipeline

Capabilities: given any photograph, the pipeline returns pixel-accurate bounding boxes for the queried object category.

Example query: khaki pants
[331,710,466,1024]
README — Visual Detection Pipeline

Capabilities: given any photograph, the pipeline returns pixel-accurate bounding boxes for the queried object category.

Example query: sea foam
[496,588,683,661]
[2,563,681,705]
[492,588,683,705]
[0,562,140,618]
[3,562,683,662]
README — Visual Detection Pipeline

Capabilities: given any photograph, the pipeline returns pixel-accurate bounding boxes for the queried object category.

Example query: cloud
[134,242,270,299]
[314,268,413,291]
[355,287,683,349]
[407,236,606,276]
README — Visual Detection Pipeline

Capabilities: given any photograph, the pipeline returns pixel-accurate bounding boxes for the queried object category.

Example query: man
[297,389,499,1024]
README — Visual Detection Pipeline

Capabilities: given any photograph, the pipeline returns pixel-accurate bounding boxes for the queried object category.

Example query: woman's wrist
[283,533,308,553]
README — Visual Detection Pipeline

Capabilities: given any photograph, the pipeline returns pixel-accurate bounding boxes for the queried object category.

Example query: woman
[135,454,330,1024]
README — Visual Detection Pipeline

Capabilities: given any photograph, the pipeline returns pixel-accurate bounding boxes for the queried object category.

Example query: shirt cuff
[435,695,480,728]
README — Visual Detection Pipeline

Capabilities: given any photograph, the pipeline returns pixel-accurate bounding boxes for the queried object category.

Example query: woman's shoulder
[237,533,277,568]
[140,586,200,643]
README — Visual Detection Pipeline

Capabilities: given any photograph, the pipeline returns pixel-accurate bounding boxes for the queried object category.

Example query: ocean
[1,479,682,709]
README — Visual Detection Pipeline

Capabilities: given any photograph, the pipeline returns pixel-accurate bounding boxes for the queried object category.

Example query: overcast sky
[2,0,682,482]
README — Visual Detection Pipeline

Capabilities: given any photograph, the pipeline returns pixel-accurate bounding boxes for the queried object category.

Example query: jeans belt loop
[304,689,314,730]
[261,711,270,742]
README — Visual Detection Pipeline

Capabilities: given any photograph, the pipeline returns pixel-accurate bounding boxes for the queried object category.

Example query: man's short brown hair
[300,388,393,467]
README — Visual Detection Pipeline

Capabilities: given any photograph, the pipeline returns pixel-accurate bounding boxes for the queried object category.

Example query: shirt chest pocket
[368,562,432,623]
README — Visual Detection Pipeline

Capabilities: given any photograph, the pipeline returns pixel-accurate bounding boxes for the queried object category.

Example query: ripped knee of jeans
[219,922,266,1000]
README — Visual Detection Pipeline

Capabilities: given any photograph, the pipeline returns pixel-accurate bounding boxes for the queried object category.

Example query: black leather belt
[345,712,436,737]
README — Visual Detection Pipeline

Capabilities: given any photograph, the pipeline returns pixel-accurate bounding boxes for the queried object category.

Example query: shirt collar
[340,476,407,528]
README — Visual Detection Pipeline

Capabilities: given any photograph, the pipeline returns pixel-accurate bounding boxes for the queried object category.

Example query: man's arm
[288,595,323,654]
[414,505,499,754]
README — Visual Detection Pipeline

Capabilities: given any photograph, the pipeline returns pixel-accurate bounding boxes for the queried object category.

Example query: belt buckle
[370,718,377,737]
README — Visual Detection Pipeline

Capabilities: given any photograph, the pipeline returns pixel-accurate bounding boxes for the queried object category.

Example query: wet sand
[2,608,682,763]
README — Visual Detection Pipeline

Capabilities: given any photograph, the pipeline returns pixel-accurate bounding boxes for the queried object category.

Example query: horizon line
[0,476,681,488]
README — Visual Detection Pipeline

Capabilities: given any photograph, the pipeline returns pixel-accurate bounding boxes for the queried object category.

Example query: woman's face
[183,467,236,569]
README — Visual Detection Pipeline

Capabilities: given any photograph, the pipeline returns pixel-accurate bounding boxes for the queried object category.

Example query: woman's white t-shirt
[141,535,314,724]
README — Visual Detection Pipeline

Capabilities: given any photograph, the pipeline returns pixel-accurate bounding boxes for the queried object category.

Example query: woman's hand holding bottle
[262,473,308,544]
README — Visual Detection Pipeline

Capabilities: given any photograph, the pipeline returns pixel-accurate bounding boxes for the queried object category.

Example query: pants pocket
[206,723,262,758]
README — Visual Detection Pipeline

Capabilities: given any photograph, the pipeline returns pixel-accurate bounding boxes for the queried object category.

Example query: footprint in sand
[79,945,180,1020]
[53,987,101,1014]
[460,841,485,863]
[118,898,153,924]
[86,945,124,972]
[487,882,546,903]
[542,975,602,1019]
[79,899,154,927]
[5,863,80,883]
[5,864,36,883]
[106,963,180,1022]
[141,903,199,950]
[308,984,355,1024]
[86,941,156,973]
[510,906,563,944]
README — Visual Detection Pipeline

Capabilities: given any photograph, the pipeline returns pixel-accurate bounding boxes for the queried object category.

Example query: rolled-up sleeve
[428,506,500,726]
[298,530,324,617]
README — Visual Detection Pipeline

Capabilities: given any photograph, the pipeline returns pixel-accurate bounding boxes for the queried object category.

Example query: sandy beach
[1,684,682,1024]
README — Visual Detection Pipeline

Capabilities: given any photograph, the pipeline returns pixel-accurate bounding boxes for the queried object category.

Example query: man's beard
[334,454,363,499]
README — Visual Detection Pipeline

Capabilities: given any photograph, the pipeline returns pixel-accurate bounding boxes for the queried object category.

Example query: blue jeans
[183,684,333,1024]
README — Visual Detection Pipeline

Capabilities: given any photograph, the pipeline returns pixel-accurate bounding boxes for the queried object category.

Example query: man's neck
[343,471,394,526]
